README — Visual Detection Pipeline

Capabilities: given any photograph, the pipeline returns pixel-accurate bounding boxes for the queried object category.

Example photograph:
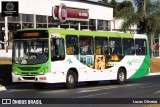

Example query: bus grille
[22,77,35,80]
[18,67,40,71]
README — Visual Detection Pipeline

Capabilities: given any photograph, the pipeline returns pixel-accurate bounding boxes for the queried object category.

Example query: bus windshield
[13,39,48,64]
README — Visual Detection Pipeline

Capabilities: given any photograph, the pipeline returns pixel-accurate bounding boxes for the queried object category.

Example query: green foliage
[110,0,134,18]
[120,0,160,35]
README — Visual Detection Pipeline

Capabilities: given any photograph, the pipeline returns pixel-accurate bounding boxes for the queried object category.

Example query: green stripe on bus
[129,56,150,79]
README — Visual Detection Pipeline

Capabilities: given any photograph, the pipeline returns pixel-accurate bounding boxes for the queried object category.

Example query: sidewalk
[0,57,11,64]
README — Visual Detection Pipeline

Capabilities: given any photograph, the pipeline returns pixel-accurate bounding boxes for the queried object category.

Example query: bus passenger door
[51,38,65,61]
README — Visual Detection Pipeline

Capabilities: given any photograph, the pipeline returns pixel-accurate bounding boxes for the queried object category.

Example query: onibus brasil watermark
[1,99,42,105]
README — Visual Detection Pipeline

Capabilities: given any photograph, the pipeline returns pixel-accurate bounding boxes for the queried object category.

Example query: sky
[91,0,124,2]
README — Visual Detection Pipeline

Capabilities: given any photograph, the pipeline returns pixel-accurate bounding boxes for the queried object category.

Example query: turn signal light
[39,77,46,80]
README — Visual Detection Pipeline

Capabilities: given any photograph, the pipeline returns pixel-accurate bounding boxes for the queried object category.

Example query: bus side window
[95,37,109,55]
[122,38,135,55]
[66,35,78,55]
[79,36,94,55]
[135,39,147,55]
[109,38,122,55]
[51,38,65,61]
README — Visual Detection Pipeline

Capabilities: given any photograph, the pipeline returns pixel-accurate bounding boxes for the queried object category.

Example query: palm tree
[120,0,160,57]
[121,0,160,34]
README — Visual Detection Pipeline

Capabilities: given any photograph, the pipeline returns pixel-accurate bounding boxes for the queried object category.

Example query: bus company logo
[58,3,67,23]
[127,59,142,66]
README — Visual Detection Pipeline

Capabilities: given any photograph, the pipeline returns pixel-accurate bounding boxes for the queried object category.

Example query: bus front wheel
[117,68,126,84]
[65,70,77,89]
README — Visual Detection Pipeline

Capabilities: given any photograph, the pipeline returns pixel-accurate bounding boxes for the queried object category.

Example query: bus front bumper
[12,72,65,83]
[12,73,52,83]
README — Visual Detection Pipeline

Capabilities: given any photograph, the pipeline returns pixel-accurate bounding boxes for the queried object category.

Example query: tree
[111,0,134,18]
[121,0,160,34]
[102,0,108,3]
[121,0,160,57]
[110,0,119,17]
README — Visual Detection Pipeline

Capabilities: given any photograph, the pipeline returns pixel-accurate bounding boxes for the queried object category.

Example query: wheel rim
[68,75,74,84]
[119,72,124,81]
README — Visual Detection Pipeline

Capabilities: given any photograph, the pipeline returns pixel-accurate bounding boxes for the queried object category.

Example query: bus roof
[16,28,146,39]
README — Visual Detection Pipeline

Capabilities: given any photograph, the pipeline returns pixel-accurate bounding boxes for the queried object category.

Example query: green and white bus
[12,28,150,89]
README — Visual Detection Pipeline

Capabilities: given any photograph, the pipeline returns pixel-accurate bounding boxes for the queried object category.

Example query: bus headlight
[13,69,18,75]
[39,67,48,75]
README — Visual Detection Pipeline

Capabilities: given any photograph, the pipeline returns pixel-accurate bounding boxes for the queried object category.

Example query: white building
[0,0,139,57]
[111,18,137,34]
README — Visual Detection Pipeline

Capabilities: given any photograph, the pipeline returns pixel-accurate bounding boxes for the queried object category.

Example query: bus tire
[34,83,45,89]
[65,70,77,89]
[117,68,126,84]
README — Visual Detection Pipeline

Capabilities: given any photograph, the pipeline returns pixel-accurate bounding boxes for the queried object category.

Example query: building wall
[111,19,137,33]
[0,0,113,20]
[53,0,113,20]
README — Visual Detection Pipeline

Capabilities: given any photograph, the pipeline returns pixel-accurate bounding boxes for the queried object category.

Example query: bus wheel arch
[117,67,127,84]
[65,68,78,89]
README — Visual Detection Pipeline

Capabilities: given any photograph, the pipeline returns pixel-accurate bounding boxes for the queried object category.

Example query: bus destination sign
[24,32,40,37]
[14,30,48,39]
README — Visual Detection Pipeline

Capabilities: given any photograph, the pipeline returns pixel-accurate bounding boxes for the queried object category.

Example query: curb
[148,73,160,76]
[0,85,6,91]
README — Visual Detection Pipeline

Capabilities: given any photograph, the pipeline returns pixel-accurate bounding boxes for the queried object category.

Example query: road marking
[153,90,160,94]
[75,84,137,94]
[75,89,99,93]
[140,85,160,89]
[77,92,110,98]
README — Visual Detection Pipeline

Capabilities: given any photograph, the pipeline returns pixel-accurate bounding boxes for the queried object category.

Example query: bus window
[66,35,78,55]
[109,38,122,55]
[79,36,94,55]
[135,39,147,55]
[122,38,135,55]
[95,37,109,55]
[51,38,65,61]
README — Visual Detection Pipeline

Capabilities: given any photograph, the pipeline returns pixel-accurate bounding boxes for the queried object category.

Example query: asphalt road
[0,75,160,107]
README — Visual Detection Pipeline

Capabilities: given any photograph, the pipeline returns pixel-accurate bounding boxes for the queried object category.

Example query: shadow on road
[0,64,13,86]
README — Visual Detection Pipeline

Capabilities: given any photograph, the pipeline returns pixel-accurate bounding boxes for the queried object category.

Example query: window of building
[60,22,70,29]
[95,37,109,55]
[80,21,88,30]
[22,14,34,22]
[89,19,96,31]
[70,22,79,30]
[48,16,58,28]
[8,15,21,22]
[66,35,78,55]
[36,15,47,23]
[79,36,94,55]
[135,39,147,55]
[36,15,47,28]
[122,38,135,55]
[97,20,111,31]
[109,38,122,55]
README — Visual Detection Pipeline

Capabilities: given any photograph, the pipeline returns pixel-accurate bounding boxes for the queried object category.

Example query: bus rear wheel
[65,70,77,89]
[117,68,126,84]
